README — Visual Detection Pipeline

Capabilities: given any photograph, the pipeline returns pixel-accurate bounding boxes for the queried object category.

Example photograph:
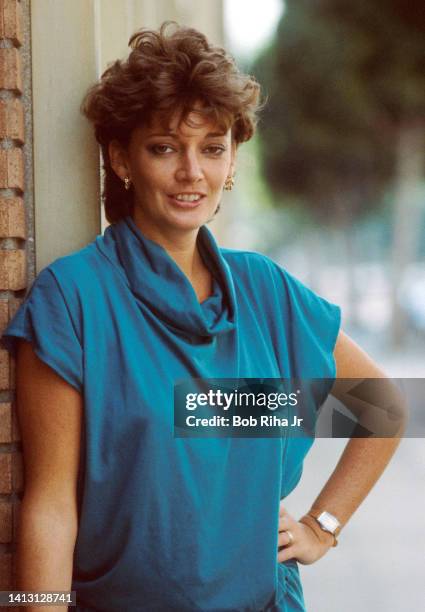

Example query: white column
[31,0,101,272]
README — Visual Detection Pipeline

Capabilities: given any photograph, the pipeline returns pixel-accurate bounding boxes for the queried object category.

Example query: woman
[1,22,404,612]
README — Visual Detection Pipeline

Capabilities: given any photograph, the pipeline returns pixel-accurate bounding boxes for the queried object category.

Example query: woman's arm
[277,330,407,564]
[15,340,83,610]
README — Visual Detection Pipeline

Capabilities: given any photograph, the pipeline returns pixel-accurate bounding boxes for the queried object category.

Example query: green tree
[253,0,425,343]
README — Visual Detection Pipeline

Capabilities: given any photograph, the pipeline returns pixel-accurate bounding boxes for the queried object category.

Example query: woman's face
[109,105,236,241]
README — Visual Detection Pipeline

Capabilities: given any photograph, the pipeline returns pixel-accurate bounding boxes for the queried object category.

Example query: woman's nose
[175,151,203,183]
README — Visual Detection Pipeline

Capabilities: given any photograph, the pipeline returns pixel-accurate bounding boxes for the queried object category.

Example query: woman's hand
[277,500,334,565]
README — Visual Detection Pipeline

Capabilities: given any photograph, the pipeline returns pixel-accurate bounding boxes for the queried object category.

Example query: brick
[12,450,23,492]
[0,149,24,190]
[0,250,26,290]
[0,348,9,390]
[0,453,12,493]
[8,350,15,390]
[8,295,23,319]
[0,402,12,442]
[0,99,24,142]
[0,47,22,92]
[7,148,24,190]
[0,502,13,543]
[0,150,5,186]
[0,299,8,329]
[0,0,5,37]
[11,148,23,190]
[11,401,20,442]
[1,0,24,46]
[12,498,20,541]
[0,552,12,589]
[0,197,26,238]
[0,99,6,137]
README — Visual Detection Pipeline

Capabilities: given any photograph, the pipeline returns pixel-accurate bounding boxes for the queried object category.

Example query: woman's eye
[148,144,226,156]
[149,145,174,155]
[205,146,226,155]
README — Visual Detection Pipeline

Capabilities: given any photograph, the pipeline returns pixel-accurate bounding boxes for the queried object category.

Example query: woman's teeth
[174,194,202,202]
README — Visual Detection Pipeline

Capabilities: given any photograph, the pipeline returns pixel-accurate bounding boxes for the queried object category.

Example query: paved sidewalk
[284,436,425,612]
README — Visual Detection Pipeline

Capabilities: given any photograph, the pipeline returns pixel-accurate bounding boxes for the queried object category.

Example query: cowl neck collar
[97,215,237,340]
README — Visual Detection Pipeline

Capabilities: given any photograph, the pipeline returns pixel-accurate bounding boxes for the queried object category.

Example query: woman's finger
[278,511,295,532]
[278,529,295,548]
[277,527,297,562]
[277,544,296,563]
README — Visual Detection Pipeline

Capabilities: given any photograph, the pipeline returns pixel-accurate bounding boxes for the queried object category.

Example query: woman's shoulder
[220,245,340,319]
[219,245,296,292]
[48,239,99,272]
[40,235,116,294]
[220,245,283,276]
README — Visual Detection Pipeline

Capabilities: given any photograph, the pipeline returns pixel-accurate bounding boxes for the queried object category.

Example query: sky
[224,0,284,58]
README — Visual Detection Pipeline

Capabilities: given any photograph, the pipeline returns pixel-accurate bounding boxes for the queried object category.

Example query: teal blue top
[1,216,341,611]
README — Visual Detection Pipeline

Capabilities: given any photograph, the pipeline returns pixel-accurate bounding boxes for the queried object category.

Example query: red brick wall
[0,0,26,595]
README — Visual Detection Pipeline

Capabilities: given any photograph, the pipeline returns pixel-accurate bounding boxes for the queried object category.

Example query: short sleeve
[276,267,342,495]
[0,267,83,393]
[266,266,341,412]
[277,265,342,393]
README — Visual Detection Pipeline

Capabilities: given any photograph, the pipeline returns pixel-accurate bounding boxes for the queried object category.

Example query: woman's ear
[108,140,130,181]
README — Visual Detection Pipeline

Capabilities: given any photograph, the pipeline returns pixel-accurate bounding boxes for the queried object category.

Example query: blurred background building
[0,0,423,609]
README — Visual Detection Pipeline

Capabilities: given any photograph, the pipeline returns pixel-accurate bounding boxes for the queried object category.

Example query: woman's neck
[131,210,212,300]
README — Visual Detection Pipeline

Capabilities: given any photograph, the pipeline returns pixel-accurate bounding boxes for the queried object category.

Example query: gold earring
[124,176,131,191]
[224,174,235,191]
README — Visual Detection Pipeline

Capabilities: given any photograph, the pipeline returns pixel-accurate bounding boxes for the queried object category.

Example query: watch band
[308,509,342,537]
[299,512,340,547]
[299,515,338,547]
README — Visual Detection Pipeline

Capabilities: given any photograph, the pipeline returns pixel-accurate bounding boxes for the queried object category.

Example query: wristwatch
[307,510,341,546]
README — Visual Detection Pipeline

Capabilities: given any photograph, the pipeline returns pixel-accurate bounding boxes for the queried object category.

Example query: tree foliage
[252,0,425,225]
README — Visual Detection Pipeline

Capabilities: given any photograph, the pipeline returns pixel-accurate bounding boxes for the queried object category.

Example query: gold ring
[286,529,294,545]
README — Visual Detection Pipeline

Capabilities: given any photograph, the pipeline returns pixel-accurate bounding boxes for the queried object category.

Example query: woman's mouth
[167,193,206,209]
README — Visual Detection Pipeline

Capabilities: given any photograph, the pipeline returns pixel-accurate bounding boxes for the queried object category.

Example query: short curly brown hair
[80,21,263,223]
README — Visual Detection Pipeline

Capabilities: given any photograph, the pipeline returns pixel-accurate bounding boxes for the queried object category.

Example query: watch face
[318,511,340,534]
